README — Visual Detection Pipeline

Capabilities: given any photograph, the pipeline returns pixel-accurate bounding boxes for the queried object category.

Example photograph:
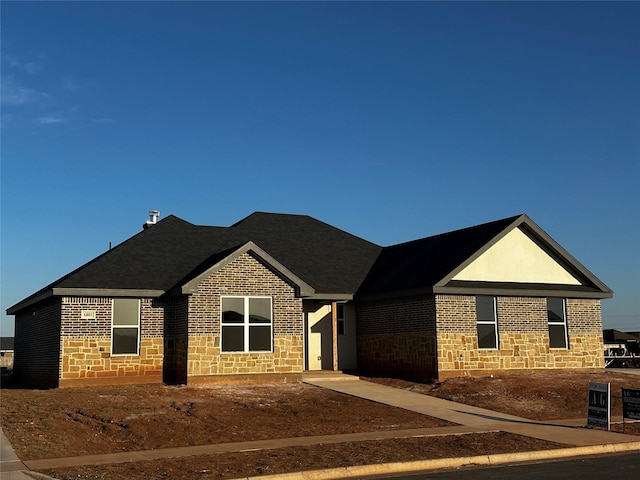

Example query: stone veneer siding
[185,252,303,379]
[436,294,605,379]
[59,296,165,385]
[356,295,438,377]
[13,298,62,388]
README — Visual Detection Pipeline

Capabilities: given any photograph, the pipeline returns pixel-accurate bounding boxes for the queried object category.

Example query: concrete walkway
[303,374,640,446]
[0,428,30,479]
[2,373,640,479]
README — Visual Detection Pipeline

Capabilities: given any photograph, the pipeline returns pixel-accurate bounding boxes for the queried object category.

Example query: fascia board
[180,241,315,297]
[6,288,165,315]
[433,284,613,299]
[302,293,353,301]
[53,288,165,297]
[6,290,54,315]
[516,219,613,295]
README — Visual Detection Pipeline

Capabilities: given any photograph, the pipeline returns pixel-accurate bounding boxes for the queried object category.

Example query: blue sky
[1,1,639,334]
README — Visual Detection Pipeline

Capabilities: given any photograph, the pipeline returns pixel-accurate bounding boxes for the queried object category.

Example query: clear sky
[1,1,639,335]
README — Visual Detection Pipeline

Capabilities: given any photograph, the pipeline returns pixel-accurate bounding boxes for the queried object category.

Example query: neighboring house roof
[7,212,612,315]
[603,329,640,343]
[0,337,14,351]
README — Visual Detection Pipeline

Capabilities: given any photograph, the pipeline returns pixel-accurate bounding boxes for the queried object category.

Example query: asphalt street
[365,452,640,480]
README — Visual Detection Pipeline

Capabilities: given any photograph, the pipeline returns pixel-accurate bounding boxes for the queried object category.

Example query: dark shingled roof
[357,215,521,297]
[603,329,640,343]
[11,213,383,312]
[229,213,382,294]
[7,211,613,315]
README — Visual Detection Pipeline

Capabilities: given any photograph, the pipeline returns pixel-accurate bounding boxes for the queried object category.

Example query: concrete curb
[232,441,640,480]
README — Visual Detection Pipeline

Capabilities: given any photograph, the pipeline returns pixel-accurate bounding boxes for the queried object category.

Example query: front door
[305,304,333,370]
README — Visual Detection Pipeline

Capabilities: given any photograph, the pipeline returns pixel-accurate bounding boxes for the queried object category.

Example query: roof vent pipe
[143,210,160,229]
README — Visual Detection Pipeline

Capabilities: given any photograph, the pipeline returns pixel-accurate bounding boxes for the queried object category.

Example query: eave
[434,281,613,299]
[7,288,165,315]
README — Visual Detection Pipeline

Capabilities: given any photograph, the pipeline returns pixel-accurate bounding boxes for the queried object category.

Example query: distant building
[0,337,14,369]
[603,329,640,367]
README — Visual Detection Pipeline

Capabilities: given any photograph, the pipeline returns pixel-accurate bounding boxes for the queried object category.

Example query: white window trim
[111,298,141,356]
[476,296,499,350]
[547,298,569,349]
[220,295,273,353]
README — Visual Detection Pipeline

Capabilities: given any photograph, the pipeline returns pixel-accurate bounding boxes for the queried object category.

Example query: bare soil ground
[364,369,640,426]
[1,383,452,460]
[2,369,639,479]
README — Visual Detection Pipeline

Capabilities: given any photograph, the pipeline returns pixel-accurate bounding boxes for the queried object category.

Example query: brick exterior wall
[356,295,438,377]
[185,252,304,379]
[13,298,62,388]
[436,295,605,379]
[59,297,165,385]
[355,293,604,381]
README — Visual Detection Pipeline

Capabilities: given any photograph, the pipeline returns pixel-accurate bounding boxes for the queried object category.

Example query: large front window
[476,296,498,349]
[221,296,272,352]
[547,298,568,349]
[112,298,140,355]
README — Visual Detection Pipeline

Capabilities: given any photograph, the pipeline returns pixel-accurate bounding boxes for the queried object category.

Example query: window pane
[547,298,565,322]
[112,327,138,354]
[222,297,244,323]
[549,324,567,348]
[477,324,497,349]
[249,326,271,351]
[249,298,271,323]
[222,326,244,351]
[476,296,495,322]
[113,299,139,326]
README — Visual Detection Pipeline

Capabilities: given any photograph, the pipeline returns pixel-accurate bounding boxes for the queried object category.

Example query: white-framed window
[111,298,140,355]
[476,296,498,349]
[221,296,272,353]
[547,298,568,349]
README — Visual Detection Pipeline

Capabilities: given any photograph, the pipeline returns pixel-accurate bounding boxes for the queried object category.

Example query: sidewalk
[0,428,30,480]
[2,374,640,479]
[303,374,640,446]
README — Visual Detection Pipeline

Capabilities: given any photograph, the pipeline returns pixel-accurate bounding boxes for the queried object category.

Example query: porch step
[302,371,360,382]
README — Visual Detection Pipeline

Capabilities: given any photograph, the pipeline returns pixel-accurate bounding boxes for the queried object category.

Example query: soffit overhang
[6,288,166,315]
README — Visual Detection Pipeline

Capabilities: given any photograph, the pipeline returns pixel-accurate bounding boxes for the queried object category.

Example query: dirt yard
[364,368,640,424]
[2,369,639,479]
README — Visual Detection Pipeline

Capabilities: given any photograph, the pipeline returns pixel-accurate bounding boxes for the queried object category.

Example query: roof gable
[356,215,521,298]
[178,241,315,297]
[437,215,612,298]
[358,214,612,300]
[451,227,582,285]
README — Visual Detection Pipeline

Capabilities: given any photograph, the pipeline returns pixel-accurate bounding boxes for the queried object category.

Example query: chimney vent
[144,210,160,229]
